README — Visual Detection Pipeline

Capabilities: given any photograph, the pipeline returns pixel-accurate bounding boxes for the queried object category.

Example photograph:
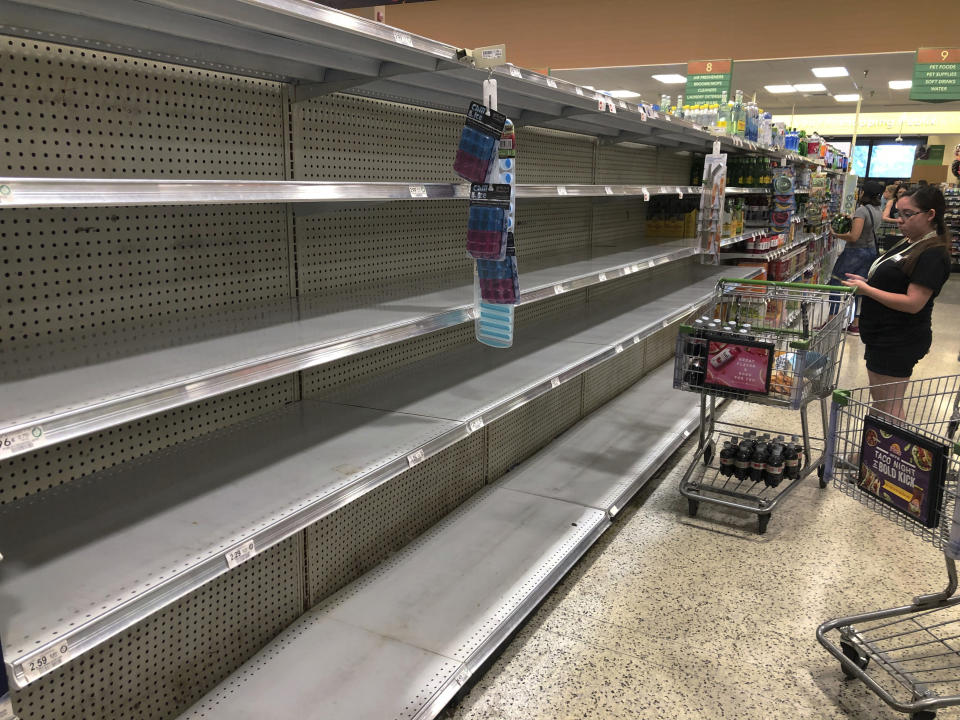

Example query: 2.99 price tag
[19,642,70,684]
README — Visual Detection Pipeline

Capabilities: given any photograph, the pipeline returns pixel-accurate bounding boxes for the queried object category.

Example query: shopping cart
[674,277,855,533]
[818,374,960,719]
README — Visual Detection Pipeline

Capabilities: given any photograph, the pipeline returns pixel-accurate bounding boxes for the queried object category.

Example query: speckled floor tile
[444,280,960,720]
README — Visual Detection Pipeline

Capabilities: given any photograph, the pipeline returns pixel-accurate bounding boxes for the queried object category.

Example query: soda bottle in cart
[783,440,799,480]
[765,440,785,487]
[719,440,736,477]
[735,436,754,480]
[750,437,769,483]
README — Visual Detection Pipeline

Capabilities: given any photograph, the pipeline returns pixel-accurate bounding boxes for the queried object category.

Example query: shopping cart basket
[818,374,960,719]
[674,278,855,533]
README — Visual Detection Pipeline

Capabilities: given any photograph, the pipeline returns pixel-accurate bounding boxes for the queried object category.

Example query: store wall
[379,0,960,70]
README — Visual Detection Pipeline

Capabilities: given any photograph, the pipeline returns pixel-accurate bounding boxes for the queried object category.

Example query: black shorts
[863,344,928,378]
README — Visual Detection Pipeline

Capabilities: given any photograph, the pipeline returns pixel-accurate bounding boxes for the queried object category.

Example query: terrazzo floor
[444,277,960,720]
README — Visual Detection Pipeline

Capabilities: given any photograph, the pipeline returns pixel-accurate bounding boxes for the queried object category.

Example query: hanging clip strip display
[467,183,511,261]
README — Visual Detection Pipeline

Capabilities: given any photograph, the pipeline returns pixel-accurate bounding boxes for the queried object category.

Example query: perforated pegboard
[515,287,587,329]
[515,127,595,184]
[582,337,646,415]
[0,376,295,504]
[0,35,286,178]
[304,431,486,607]
[1,205,292,353]
[645,321,682,369]
[300,322,475,399]
[595,143,658,184]
[486,378,583,482]
[585,259,688,303]
[656,148,695,185]
[9,535,302,720]
[294,201,470,296]
[591,198,646,250]
[292,92,462,182]
[515,198,592,267]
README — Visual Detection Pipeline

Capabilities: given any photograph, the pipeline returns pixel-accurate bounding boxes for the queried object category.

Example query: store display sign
[911,48,960,102]
[685,60,732,105]
[858,414,947,529]
[698,153,727,264]
[703,335,774,395]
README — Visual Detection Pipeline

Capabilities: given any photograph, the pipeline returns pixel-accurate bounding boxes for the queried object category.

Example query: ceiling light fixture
[834,93,861,102]
[793,83,827,92]
[812,66,849,78]
[764,85,796,94]
[607,89,641,98]
[888,80,913,90]
[651,74,687,84]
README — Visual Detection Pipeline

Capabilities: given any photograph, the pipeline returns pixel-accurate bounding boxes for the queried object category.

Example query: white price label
[468,418,484,433]
[393,31,413,46]
[550,377,561,389]
[20,643,70,683]
[598,272,607,282]
[662,319,671,328]
[225,539,257,569]
[632,336,641,344]
[639,108,647,121]
[554,285,565,295]
[557,186,568,195]
[407,448,426,467]
[0,695,14,720]
[0,184,12,203]
[597,97,606,111]
[546,78,558,89]
[614,344,624,354]
[604,186,613,195]
[618,100,627,110]
[456,672,469,686]
[408,185,428,198]
[676,187,684,199]
[509,66,522,79]
[575,87,584,96]
[649,109,659,119]
[609,504,619,516]
[0,426,44,458]
[608,100,617,113]
[664,114,672,122]
[642,188,650,201]
[631,264,641,273]
[659,186,669,195]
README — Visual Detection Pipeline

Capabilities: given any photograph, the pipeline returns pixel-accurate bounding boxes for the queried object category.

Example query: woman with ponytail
[840,186,952,418]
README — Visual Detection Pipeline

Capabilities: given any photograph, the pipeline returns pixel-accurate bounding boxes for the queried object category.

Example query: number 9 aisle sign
[911,48,960,102]
[685,60,732,105]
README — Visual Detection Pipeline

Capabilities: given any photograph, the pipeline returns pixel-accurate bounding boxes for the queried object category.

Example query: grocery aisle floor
[445,277,960,720]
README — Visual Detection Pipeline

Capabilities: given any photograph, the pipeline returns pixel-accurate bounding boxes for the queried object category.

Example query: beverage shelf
[0,242,695,462]
[0,263,757,689]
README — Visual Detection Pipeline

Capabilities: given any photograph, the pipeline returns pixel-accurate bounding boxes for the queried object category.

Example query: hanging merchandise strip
[475,77,518,348]
[453,101,506,184]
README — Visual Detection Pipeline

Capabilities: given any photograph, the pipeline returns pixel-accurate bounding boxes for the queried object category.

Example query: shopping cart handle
[720,278,856,293]
[831,389,851,407]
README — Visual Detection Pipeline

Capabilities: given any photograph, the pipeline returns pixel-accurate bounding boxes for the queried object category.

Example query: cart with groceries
[818,373,960,719]
[673,277,855,533]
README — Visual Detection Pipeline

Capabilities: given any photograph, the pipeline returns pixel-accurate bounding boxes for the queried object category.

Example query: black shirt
[859,242,951,349]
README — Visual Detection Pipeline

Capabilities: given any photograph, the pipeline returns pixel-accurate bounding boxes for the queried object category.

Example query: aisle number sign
[685,60,732,105]
[911,48,960,102]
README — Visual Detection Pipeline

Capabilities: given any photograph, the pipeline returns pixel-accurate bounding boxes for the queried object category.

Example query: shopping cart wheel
[757,514,770,534]
[818,465,827,489]
[687,499,699,518]
[840,641,869,679]
[702,441,715,467]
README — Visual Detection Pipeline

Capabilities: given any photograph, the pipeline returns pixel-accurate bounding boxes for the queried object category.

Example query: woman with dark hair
[841,186,953,418]
[830,180,883,333]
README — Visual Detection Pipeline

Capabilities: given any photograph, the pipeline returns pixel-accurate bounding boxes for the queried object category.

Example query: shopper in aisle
[883,184,909,222]
[952,144,960,184]
[840,186,953,419]
[880,184,897,216]
[829,180,883,334]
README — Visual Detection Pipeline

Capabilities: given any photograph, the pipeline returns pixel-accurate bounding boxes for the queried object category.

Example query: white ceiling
[552,52,960,114]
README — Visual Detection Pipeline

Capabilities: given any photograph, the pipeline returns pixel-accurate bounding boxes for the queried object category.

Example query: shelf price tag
[607,99,617,113]
[225,539,257,569]
[575,87,584,96]
[0,426,44,459]
[633,336,641,344]
[468,418,484,433]
[598,272,607,282]
[614,344,624,354]
[0,184,12,203]
[408,185,428,198]
[604,186,613,195]
[19,642,70,684]
[509,66,522,79]
[557,186,568,195]
[618,100,628,110]
[642,188,650,201]
[393,31,414,47]
[639,107,647,121]
[676,187,684,199]
[597,96,606,112]
[553,285,565,295]
[546,78,558,89]
[407,448,426,467]
[550,377,561,389]
[659,186,669,195]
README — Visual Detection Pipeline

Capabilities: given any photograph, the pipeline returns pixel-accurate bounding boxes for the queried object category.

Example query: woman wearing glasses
[840,186,953,419]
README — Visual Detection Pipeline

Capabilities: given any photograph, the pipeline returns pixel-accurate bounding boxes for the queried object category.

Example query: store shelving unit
[0,2,810,719]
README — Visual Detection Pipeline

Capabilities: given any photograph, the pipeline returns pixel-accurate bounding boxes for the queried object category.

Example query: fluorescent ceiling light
[651,74,687,84]
[764,85,796,94]
[793,83,827,92]
[812,66,848,78]
[834,93,861,102]
[888,80,912,90]
[607,89,641,98]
